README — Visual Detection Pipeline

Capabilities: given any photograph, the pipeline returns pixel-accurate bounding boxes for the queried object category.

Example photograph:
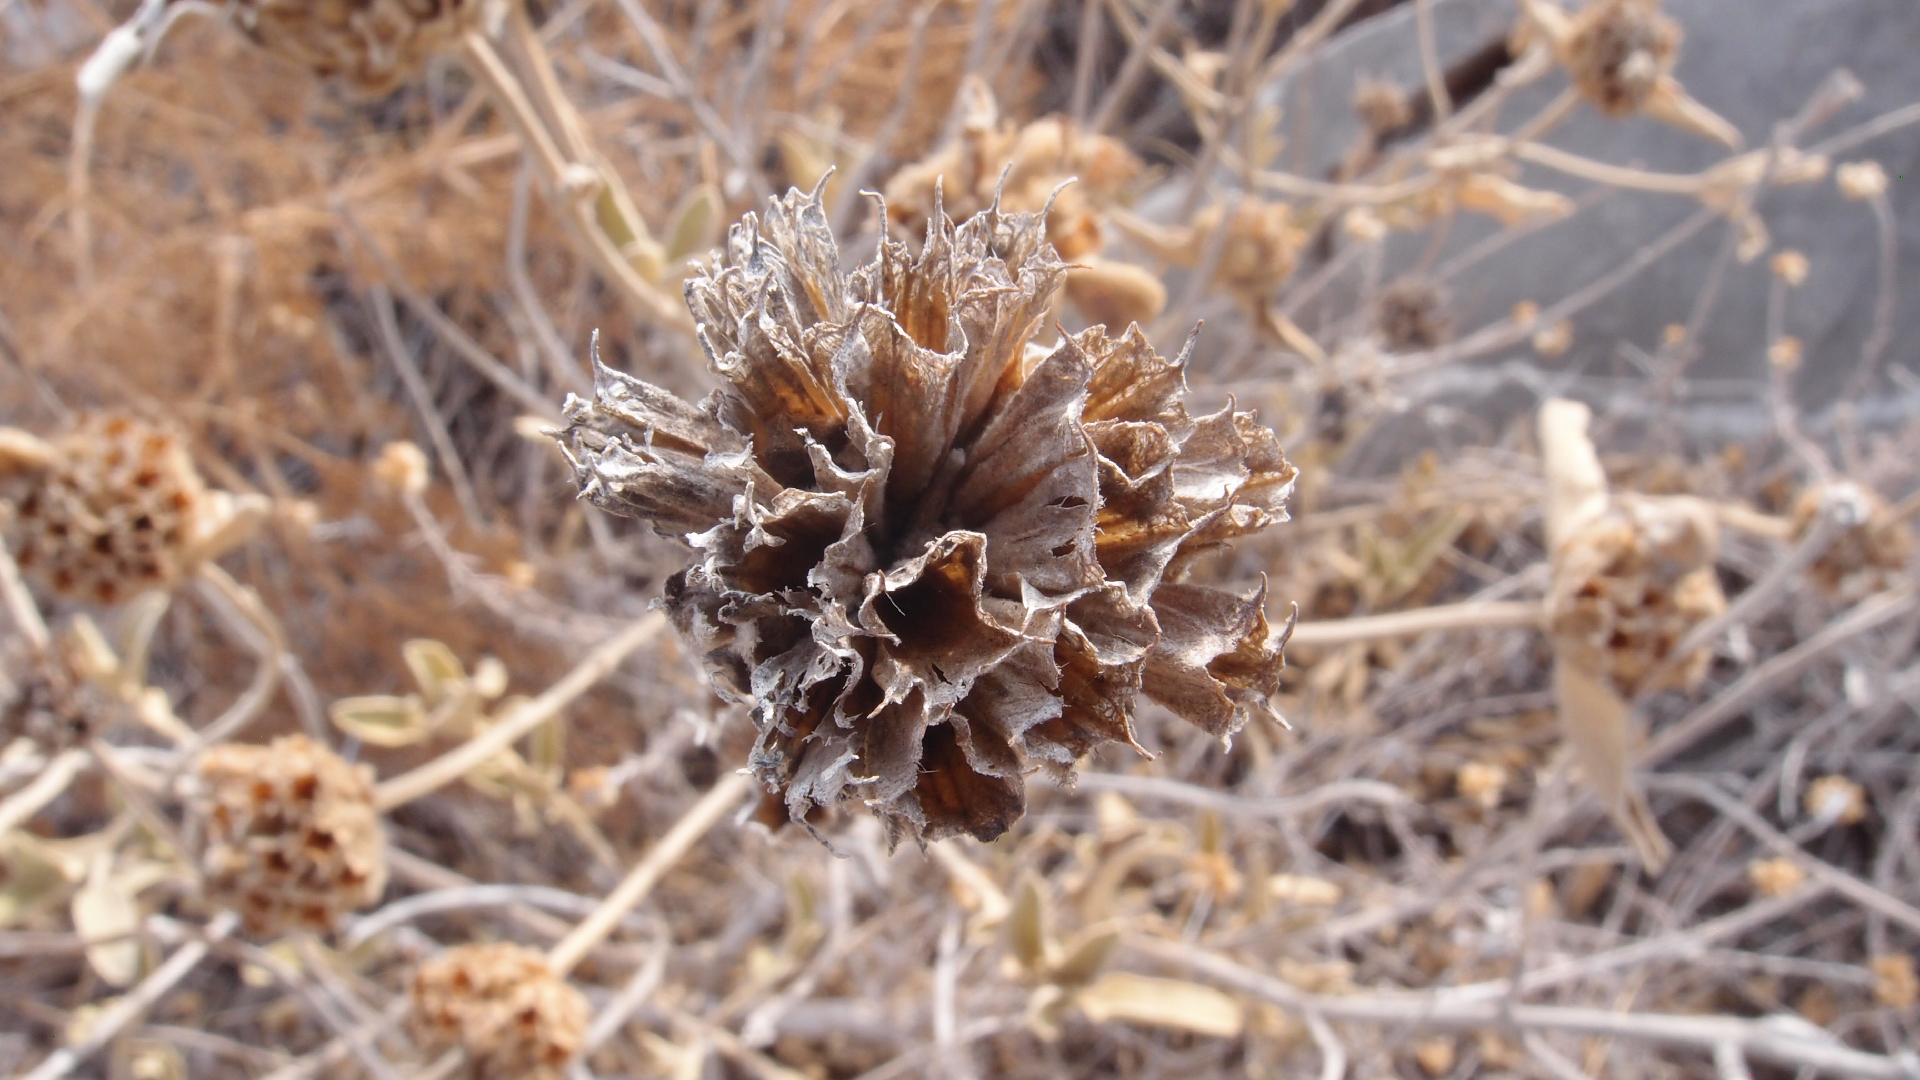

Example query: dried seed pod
[410,943,588,1080]
[228,0,495,96]
[1561,0,1679,116]
[1353,78,1413,136]
[561,187,1295,844]
[5,414,244,605]
[0,637,122,751]
[1375,279,1453,352]
[194,734,388,934]
[1546,494,1725,697]
[1791,488,1913,603]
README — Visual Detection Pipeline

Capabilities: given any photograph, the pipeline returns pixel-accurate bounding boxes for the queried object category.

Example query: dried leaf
[73,860,142,988]
[1009,875,1051,973]
[402,639,467,706]
[328,695,431,747]
[1073,972,1245,1038]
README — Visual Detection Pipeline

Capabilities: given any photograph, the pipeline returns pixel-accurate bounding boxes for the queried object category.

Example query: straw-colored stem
[373,612,668,810]
[1287,600,1546,649]
[0,748,89,836]
[546,770,753,976]
[0,541,50,652]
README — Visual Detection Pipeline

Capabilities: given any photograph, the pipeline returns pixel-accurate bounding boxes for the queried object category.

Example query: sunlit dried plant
[883,77,1164,330]
[1540,398,1725,870]
[1517,0,1741,148]
[0,415,264,605]
[194,734,388,934]
[410,943,588,1080]
[561,186,1295,843]
[0,633,123,751]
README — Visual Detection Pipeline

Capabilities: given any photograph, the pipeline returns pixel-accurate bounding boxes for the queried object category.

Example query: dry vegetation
[0,0,1918,1078]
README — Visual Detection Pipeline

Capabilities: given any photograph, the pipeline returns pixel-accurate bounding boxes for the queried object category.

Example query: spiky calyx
[410,943,588,1080]
[561,187,1294,844]
[194,734,388,934]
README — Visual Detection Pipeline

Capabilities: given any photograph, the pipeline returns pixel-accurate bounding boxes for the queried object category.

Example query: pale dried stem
[19,910,239,1080]
[1287,599,1546,648]
[0,747,88,835]
[1412,0,1450,123]
[0,539,50,652]
[1128,935,1918,1078]
[183,563,287,753]
[373,612,668,809]
[1088,0,1181,137]
[545,769,753,976]
[369,284,487,530]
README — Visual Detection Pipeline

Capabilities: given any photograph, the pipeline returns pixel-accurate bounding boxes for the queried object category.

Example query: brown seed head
[1353,78,1413,135]
[1546,495,1725,696]
[229,0,493,96]
[8,414,214,605]
[1375,279,1453,352]
[1791,488,1913,603]
[411,943,587,1080]
[194,734,387,934]
[561,187,1295,844]
[0,636,123,751]
[1562,0,1680,116]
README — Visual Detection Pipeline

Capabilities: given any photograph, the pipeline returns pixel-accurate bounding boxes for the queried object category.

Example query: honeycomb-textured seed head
[561,185,1295,845]
[0,638,122,751]
[8,414,214,605]
[410,943,588,1080]
[228,0,493,96]
[1791,489,1913,603]
[1563,0,1679,116]
[1546,495,1725,696]
[194,734,387,934]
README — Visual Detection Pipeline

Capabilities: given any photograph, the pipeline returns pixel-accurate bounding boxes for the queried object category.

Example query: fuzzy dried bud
[194,734,388,934]
[1803,774,1868,827]
[1768,335,1804,372]
[374,441,432,497]
[1562,0,1680,116]
[1455,761,1508,812]
[0,636,124,751]
[1747,856,1806,898]
[561,187,1294,844]
[231,0,496,96]
[1353,78,1412,134]
[1872,954,1919,1010]
[1791,488,1912,602]
[411,943,588,1080]
[1835,159,1889,201]
[1375,279,1452,352]
[1547,494,1725,696]
[1768,250,1810,286]
[1532,319,1575,358]
[6,415,227,604]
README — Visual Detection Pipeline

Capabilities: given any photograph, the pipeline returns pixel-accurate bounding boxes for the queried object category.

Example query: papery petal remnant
[561,186,1295,845]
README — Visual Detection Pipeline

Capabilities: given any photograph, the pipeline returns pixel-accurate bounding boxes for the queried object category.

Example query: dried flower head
[1375,279,1453,352]
[194,734,388,934]
[1546,494,1725,696]
[1792,488,1912,602]
[1353,78,1413,135]
[1747,856,1806,898]
[561,187,1295,843]
[224,0,497,95]
[410,943,588,1080]
[1871,954,1919,1010]
[5,414,260,605]
[1803,774,1868,827]
[1111,198,1307,340]
[1519,0,1740,147]
[1836,159,1889,201]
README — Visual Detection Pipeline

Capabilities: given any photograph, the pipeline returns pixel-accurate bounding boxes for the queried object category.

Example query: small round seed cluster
[0,640,119,751]
[1547,495,1725,696]
[1563,0,1680,116]
[195,734,388,934]
[1792,489,1913,603]
[231,0,491,96]
[1375,279,1453,351]
[9,414,210,605]
[410,943,588,1080]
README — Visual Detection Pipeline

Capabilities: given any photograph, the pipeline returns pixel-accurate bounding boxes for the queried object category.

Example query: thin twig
[1287,599,1546,648]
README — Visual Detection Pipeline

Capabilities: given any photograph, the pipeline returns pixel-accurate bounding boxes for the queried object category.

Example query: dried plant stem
[1128,935,1918,1078]
[1648,586,1920,766]
[369,284,486,529]
[1287,600,1545,648]
[0,748,88,835]
[1072,774,1412,821]
[1413,0,1451,123]
[184,563,287,752]
[458,30,689,335]
[66,99,100,290]
[20,909,239,1080]
[373,612,668,810]
[0,540,49,651]
[1088,0,1181,136]
[546,770,753,976]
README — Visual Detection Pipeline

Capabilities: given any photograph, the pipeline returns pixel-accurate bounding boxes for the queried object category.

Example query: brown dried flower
[0,637,122,751]
[195,734,388,934]
[1546,494,1725,697]
[4,414,261,605]
[1375,279,1453,352]
[1791,488,1913,603]
[561,187,1295,843]
[226,0,495,95]
[1519,0,1740,147]
[1353,78,1413,136]
[410,943,588,1080]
